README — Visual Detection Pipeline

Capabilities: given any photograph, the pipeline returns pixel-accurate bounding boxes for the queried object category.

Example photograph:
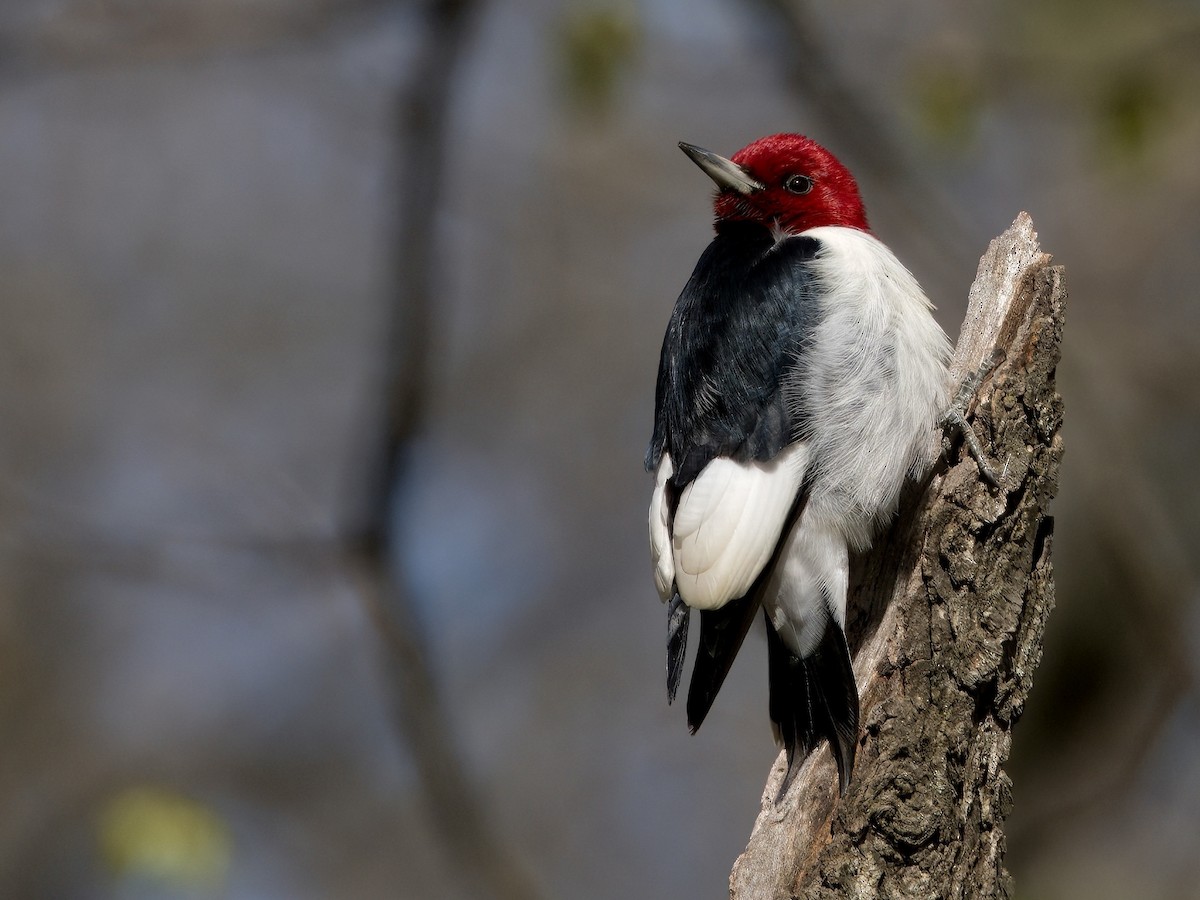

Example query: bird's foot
[941,349,1004,488]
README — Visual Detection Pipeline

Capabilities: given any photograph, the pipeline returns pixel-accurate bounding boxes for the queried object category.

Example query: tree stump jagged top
[730,213,1065,900]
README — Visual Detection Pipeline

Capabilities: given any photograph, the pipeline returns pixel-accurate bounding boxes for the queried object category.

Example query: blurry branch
[1,7,536,890]
[341,1,543,899]
[731,215,1063,898]
[0,4,541,894]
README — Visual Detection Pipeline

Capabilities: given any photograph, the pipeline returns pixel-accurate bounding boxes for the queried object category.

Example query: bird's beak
[678,142,763,194]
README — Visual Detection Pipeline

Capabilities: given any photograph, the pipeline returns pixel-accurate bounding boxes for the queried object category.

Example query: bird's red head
[681,134,869,234]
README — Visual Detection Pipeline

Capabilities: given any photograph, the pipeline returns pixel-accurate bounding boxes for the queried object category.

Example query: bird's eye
[784,174,813,195]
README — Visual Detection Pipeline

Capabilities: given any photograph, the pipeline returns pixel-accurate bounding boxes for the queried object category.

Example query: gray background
[2,0,1198,897]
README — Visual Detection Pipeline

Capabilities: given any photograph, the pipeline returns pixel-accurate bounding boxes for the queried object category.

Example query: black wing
[646,220,822,490]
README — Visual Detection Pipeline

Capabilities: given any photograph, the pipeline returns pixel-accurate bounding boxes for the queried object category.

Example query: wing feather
[649,454,676,601]
[671,443,808,610]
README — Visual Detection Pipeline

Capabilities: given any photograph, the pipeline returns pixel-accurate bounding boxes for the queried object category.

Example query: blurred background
[1,0,1198,897]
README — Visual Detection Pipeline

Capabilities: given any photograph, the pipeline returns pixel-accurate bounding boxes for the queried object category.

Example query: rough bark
[730,213,1065,899]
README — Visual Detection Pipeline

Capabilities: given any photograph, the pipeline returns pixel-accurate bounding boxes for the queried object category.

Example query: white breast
[792,226,951,550]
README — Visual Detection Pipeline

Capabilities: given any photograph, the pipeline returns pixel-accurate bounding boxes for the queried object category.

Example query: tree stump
[730,213,1065,899]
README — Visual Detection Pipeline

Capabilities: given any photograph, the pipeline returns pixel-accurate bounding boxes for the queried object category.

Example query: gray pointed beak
[679,141,763,194]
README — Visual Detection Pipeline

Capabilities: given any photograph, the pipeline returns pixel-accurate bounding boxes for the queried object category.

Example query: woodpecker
[647,134,951,797]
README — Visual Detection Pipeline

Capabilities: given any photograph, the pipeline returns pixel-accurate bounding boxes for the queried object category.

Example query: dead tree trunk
[730,213,1065,899]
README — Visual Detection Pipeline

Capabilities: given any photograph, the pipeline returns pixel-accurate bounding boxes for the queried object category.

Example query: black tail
[765,609,859,799]
[684,595,760,733]
[666,594,690,704]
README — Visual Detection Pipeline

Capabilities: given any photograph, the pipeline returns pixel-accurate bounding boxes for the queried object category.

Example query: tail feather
[666,594,690,704]
[685,596,760,733]
[765,609,859,799]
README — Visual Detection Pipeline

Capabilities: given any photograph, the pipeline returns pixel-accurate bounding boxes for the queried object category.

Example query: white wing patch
[649,455,675,601]
[668,442,809,611]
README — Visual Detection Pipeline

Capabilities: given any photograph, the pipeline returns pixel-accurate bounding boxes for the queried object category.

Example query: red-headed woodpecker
[647,134,951,796]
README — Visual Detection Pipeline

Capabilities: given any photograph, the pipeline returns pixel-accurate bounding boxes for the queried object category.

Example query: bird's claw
[941,349,1004,488]
[942,406,1001,487]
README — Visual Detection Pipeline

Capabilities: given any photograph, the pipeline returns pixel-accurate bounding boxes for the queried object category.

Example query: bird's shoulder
[680,221,822,312]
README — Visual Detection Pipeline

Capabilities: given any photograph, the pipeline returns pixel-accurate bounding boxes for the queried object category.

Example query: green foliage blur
[99,786,230,892]
[559,6,640,115]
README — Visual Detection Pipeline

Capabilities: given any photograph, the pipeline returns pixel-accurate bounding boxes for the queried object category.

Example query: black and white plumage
[648,135,950,796]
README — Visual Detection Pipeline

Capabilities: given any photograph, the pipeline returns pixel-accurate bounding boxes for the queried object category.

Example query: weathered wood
[730,213,1065,899]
